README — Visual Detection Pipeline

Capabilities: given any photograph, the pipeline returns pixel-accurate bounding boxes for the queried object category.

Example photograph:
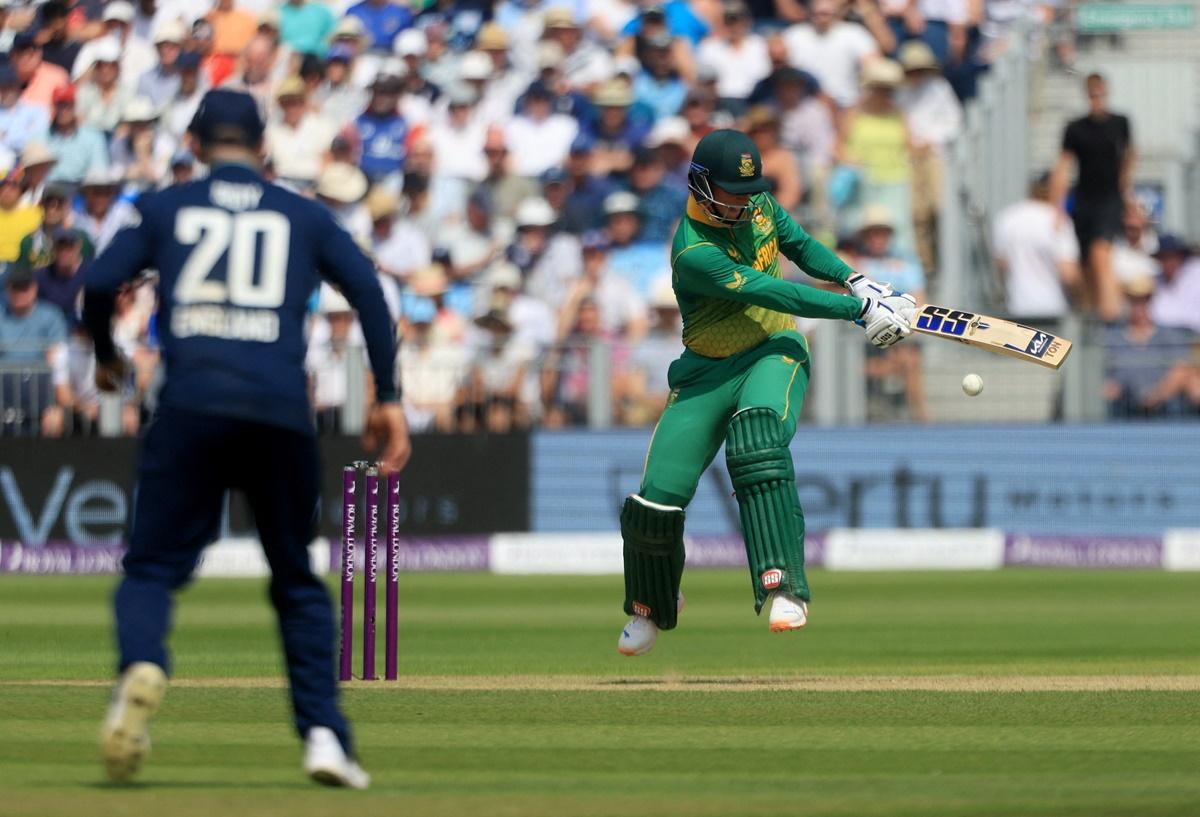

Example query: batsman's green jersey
[672,194,861,359]
[638,194,864,509]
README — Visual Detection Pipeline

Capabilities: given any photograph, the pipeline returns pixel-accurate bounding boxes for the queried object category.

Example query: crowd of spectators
[0,0,1163,435]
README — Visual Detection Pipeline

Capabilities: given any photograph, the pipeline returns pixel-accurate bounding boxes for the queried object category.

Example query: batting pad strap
[725,409,810,612]
[621,495,685,630]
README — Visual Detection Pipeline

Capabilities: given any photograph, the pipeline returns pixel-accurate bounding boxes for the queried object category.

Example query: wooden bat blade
[910,305,1072,369]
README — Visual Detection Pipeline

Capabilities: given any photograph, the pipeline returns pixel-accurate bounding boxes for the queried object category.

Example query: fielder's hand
[94,357,128,393]
[364,401,412,474]
[857,293,916,348]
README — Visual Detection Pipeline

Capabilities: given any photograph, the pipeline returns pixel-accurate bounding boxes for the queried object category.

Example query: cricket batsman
[618,129,915,656]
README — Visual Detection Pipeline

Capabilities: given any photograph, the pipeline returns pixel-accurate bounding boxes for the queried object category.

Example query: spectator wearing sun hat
[1105,275,1200,418]
[316,161,372,240]
[541,7,613,91]
[896,39,961,276]
[45,84,109,185]
[584,78,651,177]
[76,37,132,135]
[510,196,583,307]
[135,20,189,108]
[266,76,339,192]
[18,141,58,206]
[473,22,524,126]
[839,58,915,254]
[109,96,173,191]
[366,185,431,284]
[75,166,132,253]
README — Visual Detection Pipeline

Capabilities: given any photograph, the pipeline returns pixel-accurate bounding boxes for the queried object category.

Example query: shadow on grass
[83,780,317,792]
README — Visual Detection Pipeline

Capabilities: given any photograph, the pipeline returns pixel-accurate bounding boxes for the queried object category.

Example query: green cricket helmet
[688,129,769,224]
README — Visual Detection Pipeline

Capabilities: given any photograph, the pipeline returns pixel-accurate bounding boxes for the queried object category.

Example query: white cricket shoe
[100,661,167,782]
[617,593,684,656]
[768,591,809,632]
[304,726,371,790]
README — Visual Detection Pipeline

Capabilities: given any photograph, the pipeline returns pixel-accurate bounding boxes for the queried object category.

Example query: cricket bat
[909,305,1072,369]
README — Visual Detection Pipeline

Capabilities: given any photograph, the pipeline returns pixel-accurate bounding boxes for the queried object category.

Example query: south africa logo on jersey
[738,153,755,177]
[752,208,772,234]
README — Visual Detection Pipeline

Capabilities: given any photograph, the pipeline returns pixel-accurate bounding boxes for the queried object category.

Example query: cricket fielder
[83,90,410,787]
[618,129,914,656]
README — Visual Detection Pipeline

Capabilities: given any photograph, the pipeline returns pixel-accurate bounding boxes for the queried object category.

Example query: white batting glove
[846,273,894,300]
[857,293,916,348]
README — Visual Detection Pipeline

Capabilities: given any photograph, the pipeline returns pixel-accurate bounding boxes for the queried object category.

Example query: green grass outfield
[2,569,1199,817]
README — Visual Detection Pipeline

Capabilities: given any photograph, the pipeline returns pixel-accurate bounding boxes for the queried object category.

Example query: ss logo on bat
[916,307,974,337]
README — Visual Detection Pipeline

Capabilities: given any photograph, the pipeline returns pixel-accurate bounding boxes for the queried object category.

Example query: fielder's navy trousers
[114,407,353,753]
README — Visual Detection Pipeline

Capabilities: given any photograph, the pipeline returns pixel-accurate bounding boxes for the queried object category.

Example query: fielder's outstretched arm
[673,242,863,321]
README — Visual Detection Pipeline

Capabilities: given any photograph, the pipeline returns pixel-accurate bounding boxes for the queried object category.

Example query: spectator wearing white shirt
[315,162,372,242]
[509,196,583,307]
[161,51,206,142]
[109,97,174,192]
[783,0,882,108]
[76,168,136,254]
[895,40,961,279]
[1148,236,1200,333]
[558,230,648,341]
[135,20,187,109]
[76,40,133,136]
[72,4,156,92]
[505,81,579,178]
[992,172,1081,318]
[366,186,432,288]
[540,7,613,92]
[1111,209,1158,287]
[477,260,556,356]
[696,1,771,111]
[265,76,338,192]
[429,84,489,183]
[316,46,369,126]
[398,302,471,432]
[306,285,364,434]
[473,24,527,127]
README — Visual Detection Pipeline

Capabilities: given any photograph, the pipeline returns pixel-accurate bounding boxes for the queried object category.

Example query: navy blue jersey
[84,162,397,434]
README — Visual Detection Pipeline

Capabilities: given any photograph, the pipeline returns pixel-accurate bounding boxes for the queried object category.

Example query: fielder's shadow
[86,780,308,791]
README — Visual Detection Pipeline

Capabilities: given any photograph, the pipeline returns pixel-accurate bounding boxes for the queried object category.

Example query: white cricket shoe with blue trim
[617,593,684,656]
[768,591,808,632]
